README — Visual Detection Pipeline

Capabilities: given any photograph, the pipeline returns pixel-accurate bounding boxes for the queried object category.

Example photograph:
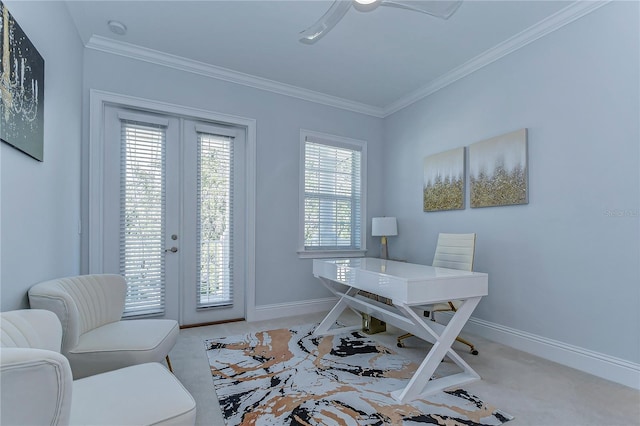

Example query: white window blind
[303,135,363,251]
[120,120,166,317]
[197,132,233,308]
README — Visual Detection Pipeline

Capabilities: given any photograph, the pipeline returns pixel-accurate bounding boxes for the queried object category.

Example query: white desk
[313,257,488,402]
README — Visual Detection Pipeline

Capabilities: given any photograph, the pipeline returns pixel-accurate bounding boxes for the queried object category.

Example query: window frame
[298,129,367,259]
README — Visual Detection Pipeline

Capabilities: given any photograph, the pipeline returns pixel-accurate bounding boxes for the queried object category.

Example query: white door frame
[88,89,256,323]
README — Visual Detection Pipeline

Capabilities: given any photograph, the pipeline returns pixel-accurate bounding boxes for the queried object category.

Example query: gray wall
[1,0,636,374]
[382,2,639,363]
[80,50,385,307]
[0,1,83,311]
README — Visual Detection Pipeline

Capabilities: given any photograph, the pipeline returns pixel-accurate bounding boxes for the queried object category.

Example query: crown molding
[85,35,386,118]
[383,0,611,117]
[85,1,608,120]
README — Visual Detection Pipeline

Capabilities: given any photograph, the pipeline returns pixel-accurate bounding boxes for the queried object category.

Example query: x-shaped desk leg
[313,276,481,402]
[314,282,361,335]
[392,297,481,402]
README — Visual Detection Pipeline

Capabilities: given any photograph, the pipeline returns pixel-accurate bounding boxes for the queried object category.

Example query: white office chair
[0,309,196,426]
[28,274,179,378]
[397,233,479,355]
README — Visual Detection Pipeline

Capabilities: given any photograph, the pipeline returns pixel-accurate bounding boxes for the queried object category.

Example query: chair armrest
[1,347,73,425]
[28,284,82,353]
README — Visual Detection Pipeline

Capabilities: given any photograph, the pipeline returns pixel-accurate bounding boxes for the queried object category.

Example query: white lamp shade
[371,217,398,237]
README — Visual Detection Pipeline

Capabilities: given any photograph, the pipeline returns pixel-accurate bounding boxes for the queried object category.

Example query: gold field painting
[469,129,528,208]
[423,147,465,212]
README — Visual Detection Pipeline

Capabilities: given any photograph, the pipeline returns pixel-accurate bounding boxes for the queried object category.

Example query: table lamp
[371,217,397,260]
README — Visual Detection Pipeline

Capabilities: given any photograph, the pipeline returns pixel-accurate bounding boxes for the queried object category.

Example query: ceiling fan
[299,0,463,44]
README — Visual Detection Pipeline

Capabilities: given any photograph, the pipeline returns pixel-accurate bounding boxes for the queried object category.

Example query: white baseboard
[460,315,640,390]
[249,297,338,322]
[249,299,640,390]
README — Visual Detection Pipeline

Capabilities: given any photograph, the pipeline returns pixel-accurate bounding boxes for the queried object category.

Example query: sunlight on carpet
[204,323,513,425]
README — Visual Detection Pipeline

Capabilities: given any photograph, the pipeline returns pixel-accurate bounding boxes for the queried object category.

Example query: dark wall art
[0,1,45,161]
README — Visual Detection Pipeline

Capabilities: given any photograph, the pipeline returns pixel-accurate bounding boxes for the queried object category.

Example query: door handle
[165,247,178,253]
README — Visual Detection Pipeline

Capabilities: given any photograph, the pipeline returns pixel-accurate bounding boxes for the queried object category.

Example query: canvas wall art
[469,129,528,208]
[423,147,465,212]
[0,1,45,161]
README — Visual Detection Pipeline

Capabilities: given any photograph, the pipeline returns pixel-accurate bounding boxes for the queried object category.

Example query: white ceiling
[66,0,575,111]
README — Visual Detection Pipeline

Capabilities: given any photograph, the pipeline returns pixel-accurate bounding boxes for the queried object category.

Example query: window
[299,130,367,258]
[119,118,167,317]
[197,129,234,308]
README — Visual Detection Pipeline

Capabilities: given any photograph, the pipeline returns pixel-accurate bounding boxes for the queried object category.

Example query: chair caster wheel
[397,342,404,348]
[471,349,479,355]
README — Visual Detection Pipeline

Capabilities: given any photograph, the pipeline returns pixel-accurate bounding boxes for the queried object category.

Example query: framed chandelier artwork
[0,1,45,161]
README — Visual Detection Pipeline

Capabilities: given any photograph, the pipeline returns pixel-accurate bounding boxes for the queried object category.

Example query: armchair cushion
[67,318,179,378]
[71,362,196,426]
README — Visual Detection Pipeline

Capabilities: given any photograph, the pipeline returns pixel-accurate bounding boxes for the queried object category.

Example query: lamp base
[380,236,389,259]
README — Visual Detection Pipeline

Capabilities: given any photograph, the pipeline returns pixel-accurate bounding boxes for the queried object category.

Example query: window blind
[120,120,166,317]
[303,138,362,250]
[197,132,234,308]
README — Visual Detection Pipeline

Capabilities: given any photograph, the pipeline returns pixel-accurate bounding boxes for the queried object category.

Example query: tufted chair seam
[56,276,123,335]
[1,316,36,348]
[61,278,97,334]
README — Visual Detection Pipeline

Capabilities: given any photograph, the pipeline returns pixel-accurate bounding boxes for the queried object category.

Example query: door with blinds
[102,106,245,325]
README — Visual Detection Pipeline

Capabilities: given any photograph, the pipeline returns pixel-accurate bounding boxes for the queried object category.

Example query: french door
[101,106,245,325]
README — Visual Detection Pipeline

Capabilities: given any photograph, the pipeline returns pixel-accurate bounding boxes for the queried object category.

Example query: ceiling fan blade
[380,0,462,19]
[299,1,352,44]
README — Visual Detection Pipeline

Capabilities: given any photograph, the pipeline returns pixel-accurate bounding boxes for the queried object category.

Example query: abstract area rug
[205,324,513,425]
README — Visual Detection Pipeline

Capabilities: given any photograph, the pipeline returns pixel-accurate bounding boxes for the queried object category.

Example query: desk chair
[396,233,478,355]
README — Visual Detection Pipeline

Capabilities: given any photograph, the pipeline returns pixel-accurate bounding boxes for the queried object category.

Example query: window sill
[297,250,367,259]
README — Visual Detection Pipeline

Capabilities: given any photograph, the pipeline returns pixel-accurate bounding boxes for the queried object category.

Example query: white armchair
[0,309,196,426]
[28,274,179,378]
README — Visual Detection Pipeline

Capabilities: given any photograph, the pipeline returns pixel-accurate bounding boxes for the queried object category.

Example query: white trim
[85,2,608,119]
[194,123,239,138]
[383,0,611,116]
[88,89,257,322]
[117,111,169,127]
[250,297,339,322]
[86,35,385,118]
[452,314,640,390]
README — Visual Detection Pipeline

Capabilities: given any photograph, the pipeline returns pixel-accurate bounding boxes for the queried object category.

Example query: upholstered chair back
[1,308,63,351]
[432,233,476,272]
[28,274,127,354]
